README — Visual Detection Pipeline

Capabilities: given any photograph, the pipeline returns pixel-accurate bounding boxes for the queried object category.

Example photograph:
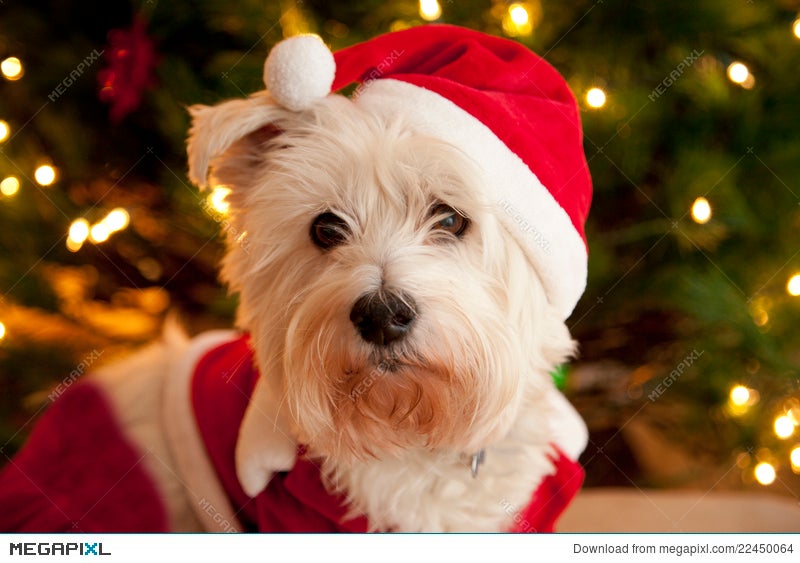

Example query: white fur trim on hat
[264,34,335,111]
[355,79,588,320]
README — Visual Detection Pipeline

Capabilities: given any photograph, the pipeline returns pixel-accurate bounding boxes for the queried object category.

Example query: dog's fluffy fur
[90,91,586,532]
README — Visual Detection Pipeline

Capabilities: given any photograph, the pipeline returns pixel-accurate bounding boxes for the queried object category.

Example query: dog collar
[470,449,485,477]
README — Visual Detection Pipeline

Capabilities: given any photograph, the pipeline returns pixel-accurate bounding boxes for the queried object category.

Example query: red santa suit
[0,333,583,533]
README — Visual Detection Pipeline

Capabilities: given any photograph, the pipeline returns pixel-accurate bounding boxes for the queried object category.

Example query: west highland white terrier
[0,24,592,533]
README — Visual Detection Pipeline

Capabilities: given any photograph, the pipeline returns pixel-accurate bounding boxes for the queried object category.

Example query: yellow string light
[418,0,441,21]
[750,306,769,327]
[754,461,776,485]
[0,120,9,143]
[102,208,130,233]
[787,274,800,297]
[509,4,530,25]
[34,165,57,187]
[68,219,90,244]
[791,446,800,472]
[585,87,607,109]
[1,56,23,81]
[208,186,232,214]
[729,385,750,406]
[66,218,90,252]
[1,176,20,197]
[503,2,535,36]
[774,415,795,439]
[727,62,748,83]
[89,222,110,244]
[793,18,800,40]
[691,196,711,224]
[68,211,129,251]
[787,402,800,426]
[0,320,6,340]
[726,61,754,89]
[728,384,759,416]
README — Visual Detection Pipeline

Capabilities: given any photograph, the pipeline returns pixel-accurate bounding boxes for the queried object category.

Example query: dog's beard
[281,280,524,462]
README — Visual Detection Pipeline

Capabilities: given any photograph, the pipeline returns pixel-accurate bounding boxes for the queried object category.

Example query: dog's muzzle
[349,291,416,346]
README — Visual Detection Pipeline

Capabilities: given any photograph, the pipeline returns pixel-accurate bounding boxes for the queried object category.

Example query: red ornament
[97,18,157,122]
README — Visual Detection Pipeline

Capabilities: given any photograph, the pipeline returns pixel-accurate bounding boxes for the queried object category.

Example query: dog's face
[188,94,574,463]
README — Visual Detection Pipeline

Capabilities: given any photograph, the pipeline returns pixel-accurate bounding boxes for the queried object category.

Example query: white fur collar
[235,379,298,497]
[233,376,587,501]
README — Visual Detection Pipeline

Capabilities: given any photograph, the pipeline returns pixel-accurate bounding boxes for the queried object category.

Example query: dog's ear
[186,92,290,189]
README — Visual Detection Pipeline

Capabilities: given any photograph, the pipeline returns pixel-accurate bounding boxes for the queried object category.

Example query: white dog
[0,25,592,533]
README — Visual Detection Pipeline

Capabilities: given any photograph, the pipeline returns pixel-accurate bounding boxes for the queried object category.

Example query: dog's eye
[311,212,351,250]
[430,204,469,238]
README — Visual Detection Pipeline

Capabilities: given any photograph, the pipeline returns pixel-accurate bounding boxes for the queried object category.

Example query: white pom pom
[264,34,336,111]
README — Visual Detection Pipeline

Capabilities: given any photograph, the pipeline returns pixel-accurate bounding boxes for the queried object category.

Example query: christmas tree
[1,0,799,496]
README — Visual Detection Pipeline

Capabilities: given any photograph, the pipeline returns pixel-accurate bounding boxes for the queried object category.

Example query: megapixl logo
[9,542,111,556]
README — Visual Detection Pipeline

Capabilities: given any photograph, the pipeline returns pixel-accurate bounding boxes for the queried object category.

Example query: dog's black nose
[350,291,417,346]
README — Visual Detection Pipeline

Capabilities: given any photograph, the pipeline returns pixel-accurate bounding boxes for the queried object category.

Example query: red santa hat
[264,25,592,319]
